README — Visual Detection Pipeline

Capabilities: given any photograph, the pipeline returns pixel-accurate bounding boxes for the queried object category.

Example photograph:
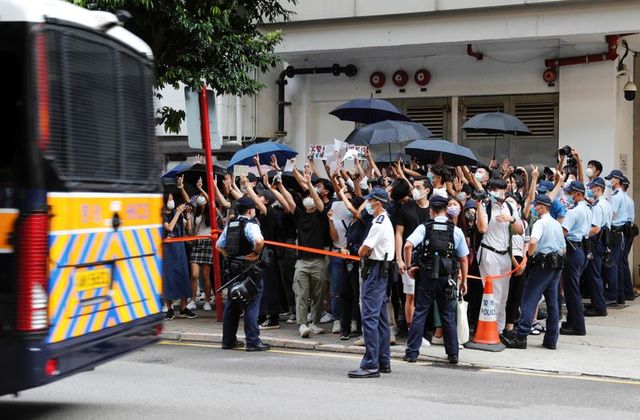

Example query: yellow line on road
[159,340,640,386]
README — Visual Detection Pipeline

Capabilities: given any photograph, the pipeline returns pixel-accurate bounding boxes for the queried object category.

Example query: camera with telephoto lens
[558,145,573,158]
[471,189,488,201]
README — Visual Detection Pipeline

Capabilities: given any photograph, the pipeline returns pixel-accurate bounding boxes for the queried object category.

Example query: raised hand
[270,154,279,170]
[252,154,260,167]
[176,174,184,189]
[531,165,539,178]
[196,176,203,189]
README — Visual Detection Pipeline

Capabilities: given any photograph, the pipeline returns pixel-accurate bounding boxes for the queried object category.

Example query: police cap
[236,196,256,209]
[533,194,552,207]
[364,187,388,203]
[621,176,630,187]
[604,169,624,180]
[587,177,606,189]
[563,180,586,194]
[536,180,554,194]
[429,195,448,207]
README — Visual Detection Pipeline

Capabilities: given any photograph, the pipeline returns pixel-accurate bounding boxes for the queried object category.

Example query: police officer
[348,187,395,379]
[583,177,612,317]
[620,176,637,301]
[604,170,628,305]
[560,181,591,336]
[216,196,271,352]
[401,195,469,364]
[502,195,565,350]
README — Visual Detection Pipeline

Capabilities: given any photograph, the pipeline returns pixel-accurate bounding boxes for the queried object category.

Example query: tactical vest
[225,218,254,257]
[417,220,458,277]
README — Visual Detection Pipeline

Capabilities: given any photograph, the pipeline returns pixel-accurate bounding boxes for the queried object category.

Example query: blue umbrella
[228,141,297,169]
[162,161,193,179]
[330,98,410,125]
[405,139,478,167]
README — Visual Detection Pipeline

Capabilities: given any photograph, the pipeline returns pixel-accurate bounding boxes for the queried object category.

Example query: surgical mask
[196,196,207,206]
[432,187,447,198]
[566,195,574,207]
[302,197,315,209]
[586,189,595,199]
[167,200,175,210]
[531,206,539,218]
[315,187,322,195]
[457,193,467,202]
[412,188,425,201]
[489,191,504,201]
[585,167,594,178]
[365,202,374,215]
[426,172,434,182]
[446,206,461,218]
[605,180,612,189]
[474,171,484,182]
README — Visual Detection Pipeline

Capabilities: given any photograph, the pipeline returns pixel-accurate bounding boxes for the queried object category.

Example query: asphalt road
[2,341,639,419]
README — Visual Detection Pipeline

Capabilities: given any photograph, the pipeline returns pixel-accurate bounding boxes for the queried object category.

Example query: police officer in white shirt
[476,178,524,334]
[348,188,395,379]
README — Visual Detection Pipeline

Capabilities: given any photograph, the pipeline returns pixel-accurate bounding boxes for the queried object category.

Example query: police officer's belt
[566,240,583,248]
[480,243,509,255]
[530,252,566,269]
[612,225,625,233]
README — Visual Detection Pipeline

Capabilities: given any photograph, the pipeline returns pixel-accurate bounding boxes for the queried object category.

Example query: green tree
[69,0,295,133]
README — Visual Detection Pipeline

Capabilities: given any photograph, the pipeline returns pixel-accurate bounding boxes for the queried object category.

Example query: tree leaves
[68,0,295,133]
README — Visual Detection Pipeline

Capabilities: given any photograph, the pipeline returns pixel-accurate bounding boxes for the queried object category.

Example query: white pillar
[235,96,243,145]
[450,96,459,143]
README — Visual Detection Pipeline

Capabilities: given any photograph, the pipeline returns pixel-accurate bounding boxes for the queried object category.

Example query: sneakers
[286,314,297,324]
[259,319,281,330]
[332,320,341,334]
[309,323,325,334]
[500,330,526,349]
[179,308,197,319]
[431,336,444,345]
[354,336,365,346]
[420,337,431,348]
[203,302,213,311]
[164,308,175,320]
[320,312,333,324]
[161,305,168,313]
[299,324,311,338]
[339,334,350,341]
[186,300,197,311]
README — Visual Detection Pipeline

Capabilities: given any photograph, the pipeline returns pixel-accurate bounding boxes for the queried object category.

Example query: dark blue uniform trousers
[622,230,634,300]
[406,273,458,358]
[222,276,264,348]
[517,265,560,347]
[360,263,390,371]
[582,238,607,313]
[604,231,623,303]
[562,245,586,334]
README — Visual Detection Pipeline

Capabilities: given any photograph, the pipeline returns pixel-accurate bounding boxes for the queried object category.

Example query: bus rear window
[40,26,158,191]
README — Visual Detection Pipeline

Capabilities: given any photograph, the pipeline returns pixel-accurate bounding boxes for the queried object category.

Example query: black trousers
[340,261,361,335]
[505,256,526,325]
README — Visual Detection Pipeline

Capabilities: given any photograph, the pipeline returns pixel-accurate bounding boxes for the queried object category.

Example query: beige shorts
[402,273,415,295]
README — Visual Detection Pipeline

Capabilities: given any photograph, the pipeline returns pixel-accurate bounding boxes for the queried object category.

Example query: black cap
[236,196,256,209]
[563,181,586,194]
[533,194,552,207]
[587,177,606,189]
[604,169,624,180]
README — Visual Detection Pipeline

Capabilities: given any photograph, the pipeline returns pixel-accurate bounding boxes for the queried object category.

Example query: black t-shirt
[257,207,278,242]
[396,200,431,241]
[294,207,326,259]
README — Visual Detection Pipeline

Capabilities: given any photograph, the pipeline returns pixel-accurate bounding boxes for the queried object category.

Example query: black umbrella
[405,139,478,167]
[346,120,432,162]
[330,98,410,125]
[461,112,531,160]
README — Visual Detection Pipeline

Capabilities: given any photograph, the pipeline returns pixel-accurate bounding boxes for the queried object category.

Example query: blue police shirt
[530,213,565,255]
[624,191,635,223]
[217,216,263,250]
[562,200,592,241]
[611,189,627,227]
[406,216,469,258]
[590,197,613,230]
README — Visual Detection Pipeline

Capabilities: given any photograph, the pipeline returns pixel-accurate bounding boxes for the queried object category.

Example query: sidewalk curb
[160,330,640,382]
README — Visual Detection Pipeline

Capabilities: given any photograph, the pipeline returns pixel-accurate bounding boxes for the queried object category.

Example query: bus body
[0,0,163,396]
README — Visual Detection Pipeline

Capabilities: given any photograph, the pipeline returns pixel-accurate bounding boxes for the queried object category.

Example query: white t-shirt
[330,201,352,249]
[362,211,395,261]
[193,215,211,236]
[480,201,521,253]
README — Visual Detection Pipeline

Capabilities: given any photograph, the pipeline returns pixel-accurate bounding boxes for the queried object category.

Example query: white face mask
[474,171,485,182]
[412,188,425,201]
[196,196,207,206]
[167,200,175,210]
[302,197,315,209]
[585,167,594,178]
[432,187,448,198]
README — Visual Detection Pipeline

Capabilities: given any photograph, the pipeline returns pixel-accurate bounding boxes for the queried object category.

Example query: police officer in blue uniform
[502,195,566,349]
[348,188,395,379]
[620,176,637,301]
[216,196,271,352]
[604,170,628,305]
[401,195,469,364]
[583,177,612,317]
[560,181,591,336]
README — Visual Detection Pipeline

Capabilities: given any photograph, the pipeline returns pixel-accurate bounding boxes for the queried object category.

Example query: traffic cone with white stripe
[464,279,505,352]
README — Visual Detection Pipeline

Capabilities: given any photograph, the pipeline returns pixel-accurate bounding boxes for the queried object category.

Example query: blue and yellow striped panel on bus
[46,193,163,344]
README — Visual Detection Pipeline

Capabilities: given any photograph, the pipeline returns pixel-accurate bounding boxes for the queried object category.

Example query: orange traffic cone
[464,279,505,352]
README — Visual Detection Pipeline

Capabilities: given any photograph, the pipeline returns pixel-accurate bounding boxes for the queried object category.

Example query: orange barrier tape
[163,234,361,261]
[466,257,527,281]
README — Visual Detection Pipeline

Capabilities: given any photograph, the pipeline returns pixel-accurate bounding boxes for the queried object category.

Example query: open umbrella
[405,139,478,167]
[461,112,531,160]
[228,141,297,170]
[345,120,432,162]
[330,98,411,125]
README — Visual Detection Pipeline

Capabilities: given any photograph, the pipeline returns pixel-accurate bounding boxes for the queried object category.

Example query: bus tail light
[45,358,59,376]
[15,213,49,332]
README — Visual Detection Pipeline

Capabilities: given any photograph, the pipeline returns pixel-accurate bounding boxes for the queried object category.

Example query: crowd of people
[160,146,638,359]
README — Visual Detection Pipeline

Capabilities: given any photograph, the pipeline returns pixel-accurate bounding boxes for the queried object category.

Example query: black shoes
[339,334,350,341]
[221,340,245,350]
[403,355,417,363]
[379,366,392,374]
[501,330,527,349]
[584,308,608,317]
[164,308,175,320]
[245,343,272,352]
[542,342,557,350]
[179,308,197,319]
[559,326,586,336]
[448,354,458,365]
[348,368,380,378]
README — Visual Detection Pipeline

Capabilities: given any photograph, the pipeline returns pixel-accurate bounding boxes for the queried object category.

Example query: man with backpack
[476,178,524,334]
